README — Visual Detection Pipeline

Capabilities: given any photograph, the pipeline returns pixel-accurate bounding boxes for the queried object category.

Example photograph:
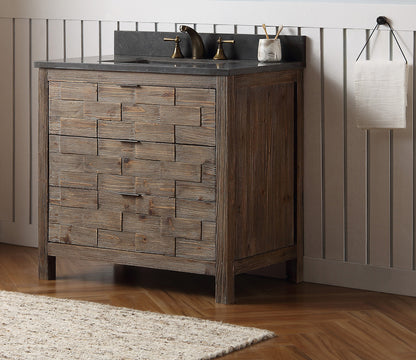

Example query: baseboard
[304,256,416,297]
[0,222,37,247]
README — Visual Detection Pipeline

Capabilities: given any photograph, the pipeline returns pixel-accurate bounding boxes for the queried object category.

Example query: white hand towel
[353,60,408,129]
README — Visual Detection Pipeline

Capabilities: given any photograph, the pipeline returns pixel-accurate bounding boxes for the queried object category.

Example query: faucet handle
[213,37,235,60]
[163,36,184,58]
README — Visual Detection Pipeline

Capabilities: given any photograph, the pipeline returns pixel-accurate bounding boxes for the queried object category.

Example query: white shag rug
[0,290,275,360]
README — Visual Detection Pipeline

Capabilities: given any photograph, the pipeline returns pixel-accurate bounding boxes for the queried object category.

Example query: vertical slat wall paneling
[368,30,391,267]
[31,19,47,245]
[138,22,156,32]
[280,27,298,36]
[100,21,117,56]
[346,29,368,264]
[83,21,100,57]
[256,24,269,36]
[214,24,235,34]
[118,22,136,31]
[14,19,31,233]
[65,20,81,59]
[323,28,345,260]
[0,19,13,223]
[195,24,215,34]
[156,23,176,32]
[48,19,64,60]
[301,27,323,258]
[235,25,255,35]
[392,31,414,269]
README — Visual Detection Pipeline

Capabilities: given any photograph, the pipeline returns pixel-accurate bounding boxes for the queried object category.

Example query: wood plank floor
[1,243,416,359]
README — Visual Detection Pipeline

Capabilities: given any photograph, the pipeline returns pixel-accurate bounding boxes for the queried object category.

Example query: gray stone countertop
[34,55,304,76]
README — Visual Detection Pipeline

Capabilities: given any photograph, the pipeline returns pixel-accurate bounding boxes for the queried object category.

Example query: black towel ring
[356,16,408,64]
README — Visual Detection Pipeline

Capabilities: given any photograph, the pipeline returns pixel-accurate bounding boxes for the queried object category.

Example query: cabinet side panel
[232,75,295,259]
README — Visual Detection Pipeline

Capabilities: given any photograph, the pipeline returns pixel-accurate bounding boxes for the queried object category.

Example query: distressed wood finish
[39,68,303,304]
[49,116,97,137]
[215,76,234,304]
[47,69,217,88]
[231,72,296,259]
[50,100,121,121]
[49,187,98,209]
[98,84,174,105]
[97,230,136,251]
[49,153,122,175]
[176,144,215,165]
[98,139,175,161]
[99,191,175,217]
[176,238,216,260]
[49,135,97,155]
[160,216,202,240]
[176,199,216,221]
[49,81,97,101]
[176,88,216,107]
[176,182,215,202]
[175,125,215,146]
[38,69,56,280]
[235,246,298,274]
[98,174,175,197]
[49,205,122,231]
[49,224,97,246]
[50,171,97,190]
[47,242,215,275]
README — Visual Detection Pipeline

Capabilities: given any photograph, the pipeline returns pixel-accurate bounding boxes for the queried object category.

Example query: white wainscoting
[1,3,416,296]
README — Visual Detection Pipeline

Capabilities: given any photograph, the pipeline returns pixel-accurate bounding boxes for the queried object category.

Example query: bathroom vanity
[36,31,305,304]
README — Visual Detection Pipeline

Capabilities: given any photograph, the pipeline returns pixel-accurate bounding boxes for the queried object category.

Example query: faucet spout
[179,25,205,59]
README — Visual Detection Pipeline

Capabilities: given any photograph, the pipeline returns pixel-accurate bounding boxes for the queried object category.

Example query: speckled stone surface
[114,32,305,63]
[34,55,304,76]
[35,31,305,76]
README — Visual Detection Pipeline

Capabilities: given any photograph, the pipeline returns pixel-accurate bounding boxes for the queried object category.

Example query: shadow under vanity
[35,29,306,304]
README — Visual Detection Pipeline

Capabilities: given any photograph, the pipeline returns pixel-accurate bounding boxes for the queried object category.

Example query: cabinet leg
[215,272,235,304]
[39,255,56,280]
[286,258,303,283]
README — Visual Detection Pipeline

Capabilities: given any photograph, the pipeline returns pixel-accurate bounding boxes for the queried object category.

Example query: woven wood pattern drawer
[48,80,216,261]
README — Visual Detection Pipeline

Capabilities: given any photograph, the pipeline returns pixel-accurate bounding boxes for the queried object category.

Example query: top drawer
[48,81,216,146]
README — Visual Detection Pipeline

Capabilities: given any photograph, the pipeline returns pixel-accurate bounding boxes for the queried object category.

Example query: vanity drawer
[98,191,175,217]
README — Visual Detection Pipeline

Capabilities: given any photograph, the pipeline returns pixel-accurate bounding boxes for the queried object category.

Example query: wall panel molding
[304,256,416,297]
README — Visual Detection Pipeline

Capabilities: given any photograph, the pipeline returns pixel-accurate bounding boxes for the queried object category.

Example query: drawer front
[48,79,216,261]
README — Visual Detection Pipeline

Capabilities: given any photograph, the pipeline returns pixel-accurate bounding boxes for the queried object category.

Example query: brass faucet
[179,25,205,59]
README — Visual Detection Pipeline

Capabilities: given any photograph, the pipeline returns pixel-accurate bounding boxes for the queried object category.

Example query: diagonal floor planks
[0,243,416,359]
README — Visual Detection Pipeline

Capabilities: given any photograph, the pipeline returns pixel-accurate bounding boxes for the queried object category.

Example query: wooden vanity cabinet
[38,68,303,304]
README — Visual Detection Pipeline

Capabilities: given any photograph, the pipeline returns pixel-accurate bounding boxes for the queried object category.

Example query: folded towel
[354,60,408,129]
